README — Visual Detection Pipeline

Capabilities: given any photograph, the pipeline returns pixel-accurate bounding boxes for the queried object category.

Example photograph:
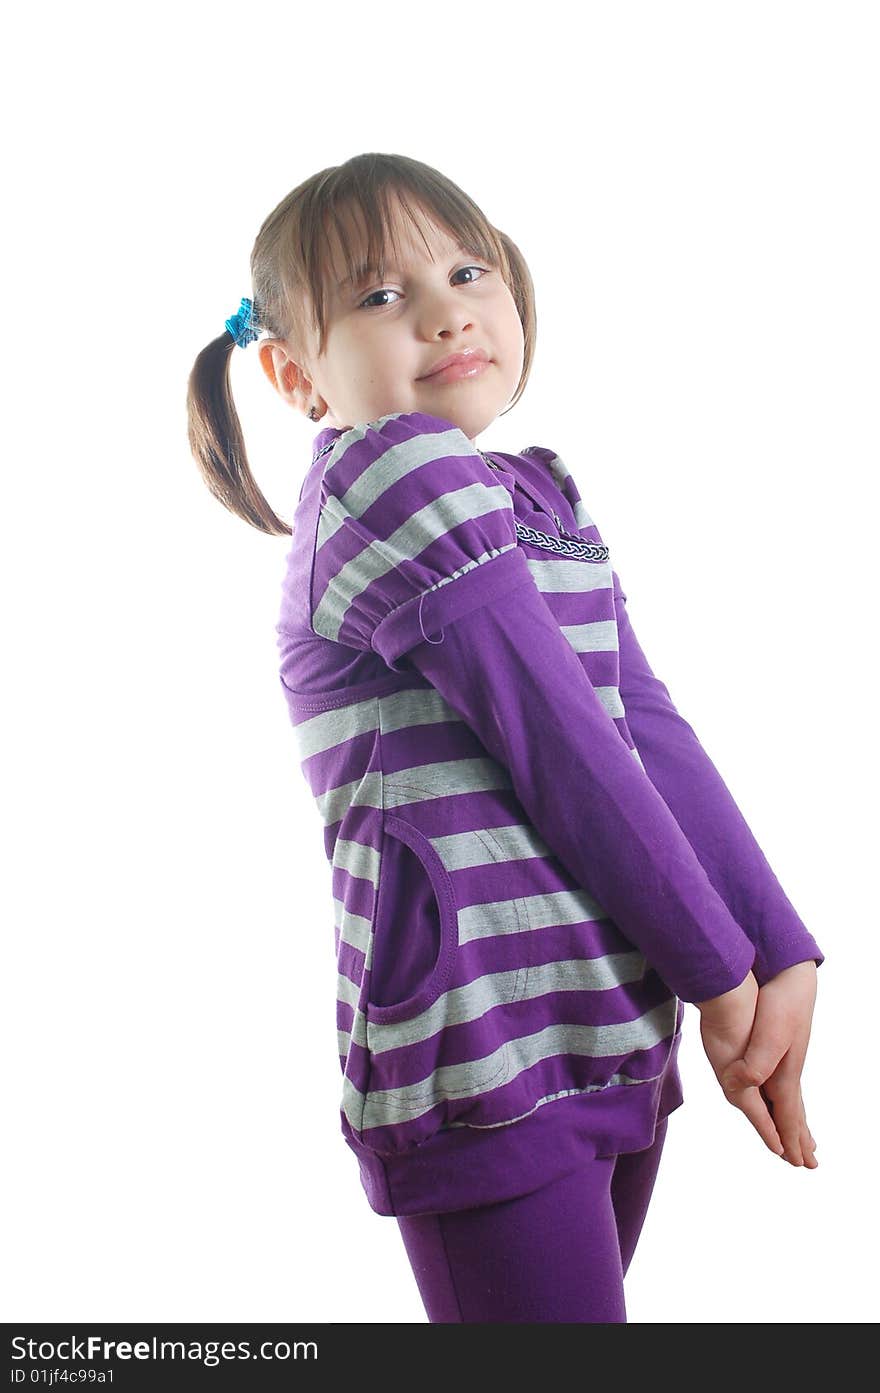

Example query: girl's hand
[718,961,819,1168]
[696,970,786,1157]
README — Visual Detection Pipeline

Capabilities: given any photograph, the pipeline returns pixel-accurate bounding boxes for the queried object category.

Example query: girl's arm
[399,569,757,1005]
[311,411,758,1005]
[611,570,824,986]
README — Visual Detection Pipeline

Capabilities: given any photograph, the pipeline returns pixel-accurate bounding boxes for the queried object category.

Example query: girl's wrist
[695,968,756,1018]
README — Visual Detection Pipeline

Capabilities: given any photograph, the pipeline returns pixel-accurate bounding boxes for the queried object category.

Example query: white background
[3,0,876,1324]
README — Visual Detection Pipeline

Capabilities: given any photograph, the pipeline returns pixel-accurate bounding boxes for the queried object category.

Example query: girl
[187,152,824,1324]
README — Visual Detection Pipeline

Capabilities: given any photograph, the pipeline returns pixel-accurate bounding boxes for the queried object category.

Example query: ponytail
[186,326,291,536]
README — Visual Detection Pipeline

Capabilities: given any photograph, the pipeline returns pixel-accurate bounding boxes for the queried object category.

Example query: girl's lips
[421,357,491,384]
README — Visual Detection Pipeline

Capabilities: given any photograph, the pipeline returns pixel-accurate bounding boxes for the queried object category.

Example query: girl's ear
[258,340,312,404]
[256,338,285,392]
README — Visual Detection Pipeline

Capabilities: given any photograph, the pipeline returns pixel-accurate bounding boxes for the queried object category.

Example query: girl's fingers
[761,1077,818,1168]
[771,1095,817,1168]
[766,1093,803,1165]
[760,1066,816,1166]
[782,1132,814,1168]
[798,1121,818,1168]
[732,1084,785,1156]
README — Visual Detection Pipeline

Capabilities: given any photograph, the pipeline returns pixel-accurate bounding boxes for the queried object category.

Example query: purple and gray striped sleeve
[310,412,762,1005]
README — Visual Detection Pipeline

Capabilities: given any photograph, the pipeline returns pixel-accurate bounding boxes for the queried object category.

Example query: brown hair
[186,153,538,536]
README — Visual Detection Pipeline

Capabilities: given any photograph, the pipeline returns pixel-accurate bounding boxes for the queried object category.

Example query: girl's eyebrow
[337,245,476,292]
[338,264,381,291]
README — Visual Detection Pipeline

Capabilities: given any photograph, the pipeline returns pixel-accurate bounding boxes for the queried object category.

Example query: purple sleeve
[312,411,757,1005]
[395,560,757,1005]
[610,570,825,986]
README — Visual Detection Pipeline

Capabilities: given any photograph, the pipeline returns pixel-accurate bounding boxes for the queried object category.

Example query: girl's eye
[357,265,490,310]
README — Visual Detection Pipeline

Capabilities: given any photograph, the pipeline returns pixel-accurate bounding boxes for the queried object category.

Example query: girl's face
[264,199,525,444]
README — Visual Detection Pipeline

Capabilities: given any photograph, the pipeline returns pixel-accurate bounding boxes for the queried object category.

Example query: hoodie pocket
[365,814,459,1027]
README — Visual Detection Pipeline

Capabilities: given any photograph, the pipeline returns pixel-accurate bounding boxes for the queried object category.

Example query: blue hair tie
[225,296,259,349]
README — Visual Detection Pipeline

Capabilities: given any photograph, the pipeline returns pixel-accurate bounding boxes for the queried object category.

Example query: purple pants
[396,1115,668,1323]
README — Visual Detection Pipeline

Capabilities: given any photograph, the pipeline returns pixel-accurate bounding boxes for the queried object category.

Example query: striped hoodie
[275,411,824,1217]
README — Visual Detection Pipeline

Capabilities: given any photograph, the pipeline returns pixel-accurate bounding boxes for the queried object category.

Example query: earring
[308,405,319,421]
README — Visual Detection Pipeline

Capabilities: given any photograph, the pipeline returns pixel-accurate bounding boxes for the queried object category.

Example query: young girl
[187,152,824,1324]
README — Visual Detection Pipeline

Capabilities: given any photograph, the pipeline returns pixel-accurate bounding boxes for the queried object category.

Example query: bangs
[305,179,507,350]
